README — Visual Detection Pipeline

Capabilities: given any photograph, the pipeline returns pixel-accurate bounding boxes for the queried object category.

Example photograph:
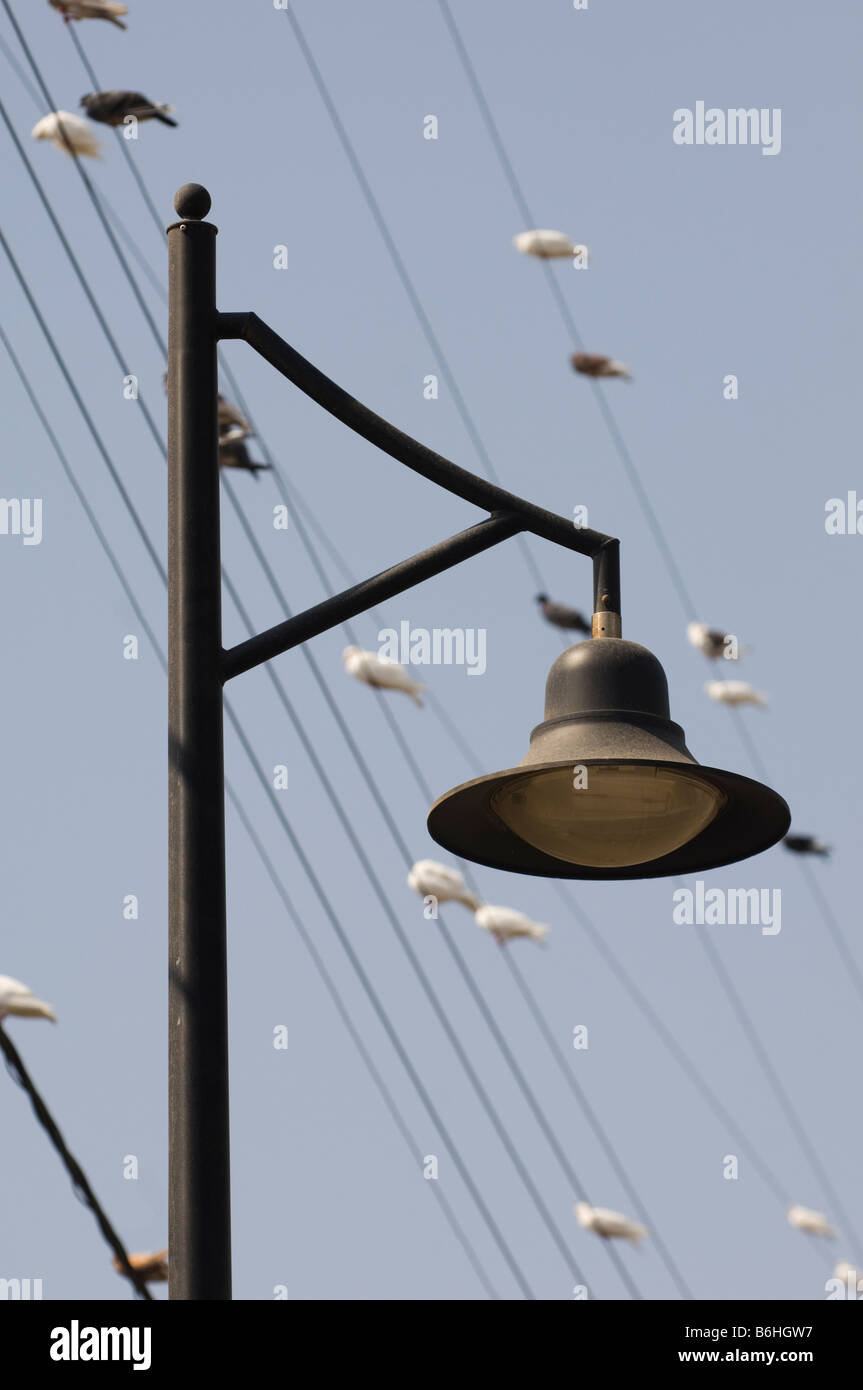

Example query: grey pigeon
[536,594,590,634]
[81,91,177,127]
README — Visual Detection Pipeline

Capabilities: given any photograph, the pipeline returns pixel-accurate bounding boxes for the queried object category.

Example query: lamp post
[166,184,789,1300]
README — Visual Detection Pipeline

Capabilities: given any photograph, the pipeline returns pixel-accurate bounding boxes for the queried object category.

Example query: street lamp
[166,184,789,1300]
[429,629,790,878]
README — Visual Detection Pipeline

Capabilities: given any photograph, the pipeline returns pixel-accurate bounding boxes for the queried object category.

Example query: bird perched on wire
[218,437,271,479]
[112,1249,168,1283]
[513,228,587,260]
[787,1204,836,1238]
[80,91,177,128]
[783,834,830,857]
[342,647,425,706]
[571,353,631,380]
[474,905,550,947]
[32,111,102,159]
[574,1202,647,1244]
[687,622,739,660]
[0,976,56,1023]
[536,594,591,634]
[48,0,128,27]
[218,394,253,441]
[407,860,480,912]
[705,680,767,709]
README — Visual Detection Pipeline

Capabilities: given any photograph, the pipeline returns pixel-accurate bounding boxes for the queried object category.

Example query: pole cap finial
[174,184,211,220]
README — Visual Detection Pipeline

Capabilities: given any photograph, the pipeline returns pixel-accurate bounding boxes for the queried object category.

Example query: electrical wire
[0,1024,153,1300]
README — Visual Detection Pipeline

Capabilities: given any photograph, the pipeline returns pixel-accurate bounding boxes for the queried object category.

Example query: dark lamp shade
[428,637,790,880]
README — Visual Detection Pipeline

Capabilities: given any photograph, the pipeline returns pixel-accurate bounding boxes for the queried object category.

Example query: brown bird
[219,437,271,479]
[218,394,253,440]
[113,1249,169,1283]
[536,594,590,634]
[49,1,128,27]
[80,91,176,127]
[162,378,258,455]
[571,353,631,380]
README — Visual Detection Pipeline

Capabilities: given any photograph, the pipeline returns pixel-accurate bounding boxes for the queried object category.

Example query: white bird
[705,679,767,709]
[407,860,480,912]
[574,1202,647,1244]
[513,229,587,260]
[342,646,424,706]
[688,621,739,660]
[32,111,103,159]
[474,904,550,947]
[788,1204,836,1238]
[0,975,56,1023]
[48,1,128,28]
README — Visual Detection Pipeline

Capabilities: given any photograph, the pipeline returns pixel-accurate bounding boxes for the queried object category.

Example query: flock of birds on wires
[0,0,842,1296]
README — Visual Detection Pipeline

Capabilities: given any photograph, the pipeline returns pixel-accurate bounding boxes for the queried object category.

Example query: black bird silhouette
[80,91,177,127]
[783,834,830,858]
[536,594,590,634]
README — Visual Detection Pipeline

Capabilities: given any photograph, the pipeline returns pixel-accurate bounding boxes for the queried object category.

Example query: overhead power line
[0,1024,153,1300]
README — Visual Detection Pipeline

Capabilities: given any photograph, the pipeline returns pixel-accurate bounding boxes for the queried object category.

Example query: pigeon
[705,680,767,709]
[49,0,128,27]
[571,353,631,380]
[574,1202,647,1244]
[536,594,591,634]
[783,834,830,858]
[0,976,56,1023]
[513,229,587,260]
[218,437,271,479]
[32,111,102,159]
[474,905,550,947]
[112,1249,169,1283]
[218,394,253,440]
[342,647,425,706]
[407,860,480,912]
[788,1204,836,1238]
[80,91,177,128]
[687,622,738,660]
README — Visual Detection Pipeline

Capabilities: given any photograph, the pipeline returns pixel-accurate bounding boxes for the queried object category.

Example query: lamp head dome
[428,635,790,880]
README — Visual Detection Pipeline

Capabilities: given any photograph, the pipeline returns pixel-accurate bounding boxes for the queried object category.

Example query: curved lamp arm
[217,311,620,681]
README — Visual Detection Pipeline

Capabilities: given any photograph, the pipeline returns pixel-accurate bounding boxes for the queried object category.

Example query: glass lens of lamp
[490,764,725,868]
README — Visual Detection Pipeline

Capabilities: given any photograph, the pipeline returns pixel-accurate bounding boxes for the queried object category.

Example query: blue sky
[0,0,861,1300]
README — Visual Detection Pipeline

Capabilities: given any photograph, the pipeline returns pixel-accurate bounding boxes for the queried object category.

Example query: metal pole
[167,184,231,1300]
